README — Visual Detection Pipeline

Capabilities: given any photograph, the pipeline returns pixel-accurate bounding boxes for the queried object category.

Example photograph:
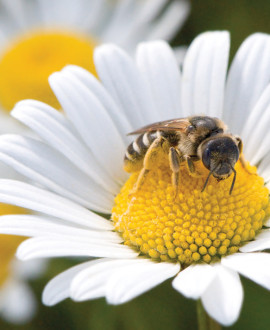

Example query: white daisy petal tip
[41,288,57,307]
[48,71,62,86]
[105,261,180,305]
[137,39,170,50]
[61,64,89,77]
[244,32,270,43]
[172,263,216,300]
[193,30,230,43]
[265,218,270,227]
[201,265,243,327]
[95,43,122,58]
[239,238,270,253]
[42,260,96,306]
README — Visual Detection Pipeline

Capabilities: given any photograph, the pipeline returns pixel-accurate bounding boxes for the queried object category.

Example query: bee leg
[169,147,182,198]
[130,168,150,195]
[131,136,166,194]
[186,156,195,173]
[184,155,201,177]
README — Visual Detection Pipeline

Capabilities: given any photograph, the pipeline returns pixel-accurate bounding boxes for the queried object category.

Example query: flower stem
[196,300,222,330]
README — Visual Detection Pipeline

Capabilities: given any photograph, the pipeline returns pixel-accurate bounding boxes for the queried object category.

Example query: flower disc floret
[112,160,270,265]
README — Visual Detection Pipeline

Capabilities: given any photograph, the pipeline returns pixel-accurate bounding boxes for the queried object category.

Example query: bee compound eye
[202,146,211,170]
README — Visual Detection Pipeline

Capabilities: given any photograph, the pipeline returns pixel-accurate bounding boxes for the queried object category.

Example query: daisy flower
[0,0,189,119]
[0,31,270,327]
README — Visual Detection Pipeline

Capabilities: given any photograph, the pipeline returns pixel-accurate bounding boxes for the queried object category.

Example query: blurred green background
[2,0,270,329]
[177,0,270,58]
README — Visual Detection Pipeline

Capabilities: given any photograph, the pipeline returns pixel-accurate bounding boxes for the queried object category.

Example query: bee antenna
[229,165,237,195]
[201,169,214,193]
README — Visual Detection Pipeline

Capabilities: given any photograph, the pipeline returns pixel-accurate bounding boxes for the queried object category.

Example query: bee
[124,116,246,195]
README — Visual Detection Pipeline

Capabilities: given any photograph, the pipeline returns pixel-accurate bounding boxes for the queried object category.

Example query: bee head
[200,135,241,194]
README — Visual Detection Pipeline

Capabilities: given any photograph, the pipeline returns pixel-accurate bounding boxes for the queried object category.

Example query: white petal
[100,0,139,43]
[145,0,190,42]
[108,0,168,47]
[0,0,29,29]
[136,40,182,120]
[12,100,119,194]
[42,260,98,306]
[0,134,114,213]
[224,33,270,134]
[94,44,155,128]
[240,239,270,252]
[172,263,216,299]
[257,150,270,182]
[49,71,127,183]
[70,258,140,301]
[222,252,270,290]
[16,236,138,260]
[0,214,122,243]
[201,265,243,326]
[0,157,24,181]
[181,31,230,118]
[0,109,27,135]
[62,65,133,141]
[240,84,270,163]
[106,260,180,304]
[0,179,112,230]
[79,0,108,32]
[253,228,270,239]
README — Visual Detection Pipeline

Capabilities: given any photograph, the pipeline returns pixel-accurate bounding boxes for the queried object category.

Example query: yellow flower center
[0,204,27,286]
[112,160,270,266]
[0,30,97,111]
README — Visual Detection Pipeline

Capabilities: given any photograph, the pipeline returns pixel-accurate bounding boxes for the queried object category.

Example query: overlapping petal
[16,236,138,260]
[105,260,180,304]
[0,215,122,242]
[181,31,229,118]
[49,71,127,184]
[201,265,243,326]
[94,44,156,128]
[224,33,270,134]
[0,179,112,229]
[136,40,182,120]
[12,100,120,194]
[42,260,98,306]
[0,135,114,212]
[172,264,216,299]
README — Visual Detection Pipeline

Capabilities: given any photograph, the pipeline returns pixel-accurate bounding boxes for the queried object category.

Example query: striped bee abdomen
[124,131,159,172]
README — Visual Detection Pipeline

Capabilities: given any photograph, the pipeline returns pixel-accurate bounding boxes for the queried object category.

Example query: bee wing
[128,118,190,135]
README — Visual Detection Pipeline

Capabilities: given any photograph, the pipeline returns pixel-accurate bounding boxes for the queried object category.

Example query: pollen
[112,160,270,266]
[0,30,97,111]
